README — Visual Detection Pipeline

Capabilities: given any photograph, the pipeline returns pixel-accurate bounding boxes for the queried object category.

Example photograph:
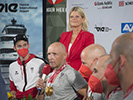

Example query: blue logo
[121,23,133,33]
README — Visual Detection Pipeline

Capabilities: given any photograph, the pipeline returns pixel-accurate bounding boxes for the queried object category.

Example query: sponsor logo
[48,0,64,5]
[0,3,37,13]
[30,67,34,73]
[94,1,112,9]
[125,1,133,5]
[60,72,64,78]
[119,1,124,7]
[95,25,112,32]
[15,71,19,75]
[46,7,66,12]
[119,1,133,7]
[0,3,18,12]
[121,23,133,33]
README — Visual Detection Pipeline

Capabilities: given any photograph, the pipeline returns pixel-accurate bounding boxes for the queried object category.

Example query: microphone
[38,64,51,95]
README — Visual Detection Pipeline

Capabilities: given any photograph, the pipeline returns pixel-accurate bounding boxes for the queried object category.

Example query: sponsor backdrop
[46,0,66,55]
[67,0,133,53]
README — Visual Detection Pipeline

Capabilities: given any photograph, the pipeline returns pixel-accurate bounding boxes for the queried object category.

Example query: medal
[45,86,53,96]
[46,63,67,96]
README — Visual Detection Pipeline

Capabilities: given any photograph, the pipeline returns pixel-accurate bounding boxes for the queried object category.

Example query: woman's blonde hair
[68,7,88,31]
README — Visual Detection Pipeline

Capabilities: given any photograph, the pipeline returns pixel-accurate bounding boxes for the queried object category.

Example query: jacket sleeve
[9,79,17,92]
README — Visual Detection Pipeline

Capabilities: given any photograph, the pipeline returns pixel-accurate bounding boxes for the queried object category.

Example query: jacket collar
[17,54,36,65]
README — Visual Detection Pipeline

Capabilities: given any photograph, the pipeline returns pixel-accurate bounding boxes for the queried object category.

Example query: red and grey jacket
[9,54,46,99]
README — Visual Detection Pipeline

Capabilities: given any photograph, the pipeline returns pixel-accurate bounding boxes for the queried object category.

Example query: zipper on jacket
[22,61,27,92]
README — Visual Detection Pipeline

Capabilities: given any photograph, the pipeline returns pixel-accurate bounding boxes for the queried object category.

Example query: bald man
[104,33,133,100]
[36,42,88,100]
[89,55,123,100]
[79,44,106,81]
[78,44,106,100]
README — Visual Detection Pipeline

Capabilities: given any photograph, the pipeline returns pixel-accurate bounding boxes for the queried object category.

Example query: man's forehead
[49,45,57,50]
[48,49,58,53]
[16,40,28,45]
[48,47,61,53]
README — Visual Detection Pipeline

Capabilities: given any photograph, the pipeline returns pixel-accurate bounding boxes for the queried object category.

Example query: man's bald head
[81,44,106,60]
[48,42,66,53]
[112,33,133,64]
[80,44,106,71]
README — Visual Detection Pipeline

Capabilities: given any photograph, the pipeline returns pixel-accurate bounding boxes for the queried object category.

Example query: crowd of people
[37,32,133,100]
[0,6,133,100]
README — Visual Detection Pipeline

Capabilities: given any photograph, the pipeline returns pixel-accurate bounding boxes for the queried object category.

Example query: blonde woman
[60,7,95,71]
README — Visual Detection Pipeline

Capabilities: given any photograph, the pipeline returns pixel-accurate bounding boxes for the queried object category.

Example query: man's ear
[119,55,126,69]
[13,46,17,51]
[93,57,98,66]
[28,43,30,48]
[64,52,68,60]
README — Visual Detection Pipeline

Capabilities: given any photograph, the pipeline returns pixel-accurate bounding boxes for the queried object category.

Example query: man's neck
[104,83,117,97]
[121,73,133,94]
[54,62,66,71]
[20,54,30,61]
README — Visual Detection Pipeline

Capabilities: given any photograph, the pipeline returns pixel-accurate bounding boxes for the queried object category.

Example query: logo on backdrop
[0,3,37,13]
[119,1,133,7]
[94,1,112,9]
[95,25,112,32]
[119,1,124,7]
[48,0,64,5]
[0,3,18,12]
[121,23,133,33]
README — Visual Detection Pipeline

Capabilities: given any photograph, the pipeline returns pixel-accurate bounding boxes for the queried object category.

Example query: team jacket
[9,54,46,99]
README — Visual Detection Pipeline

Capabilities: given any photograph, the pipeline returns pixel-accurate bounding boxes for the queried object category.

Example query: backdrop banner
[46,0,66,52]
[67,0,133,53]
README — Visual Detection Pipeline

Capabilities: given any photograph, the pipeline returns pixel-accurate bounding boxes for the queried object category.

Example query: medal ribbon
[124,83,133,99]
[107,86,121,99]
[48,63,67,84]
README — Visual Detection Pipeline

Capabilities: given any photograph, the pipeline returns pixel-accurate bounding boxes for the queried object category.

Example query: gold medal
[46,64,67,96]
[45,86,53,96]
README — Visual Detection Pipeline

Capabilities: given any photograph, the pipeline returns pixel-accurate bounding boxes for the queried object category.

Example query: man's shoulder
[63,64,79,76]
[9,61,18,71]
[10,60,18,66]
[32,56,47,64]
[64,64,75,72]
[124,91,133,100]
[108,89,124,100]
